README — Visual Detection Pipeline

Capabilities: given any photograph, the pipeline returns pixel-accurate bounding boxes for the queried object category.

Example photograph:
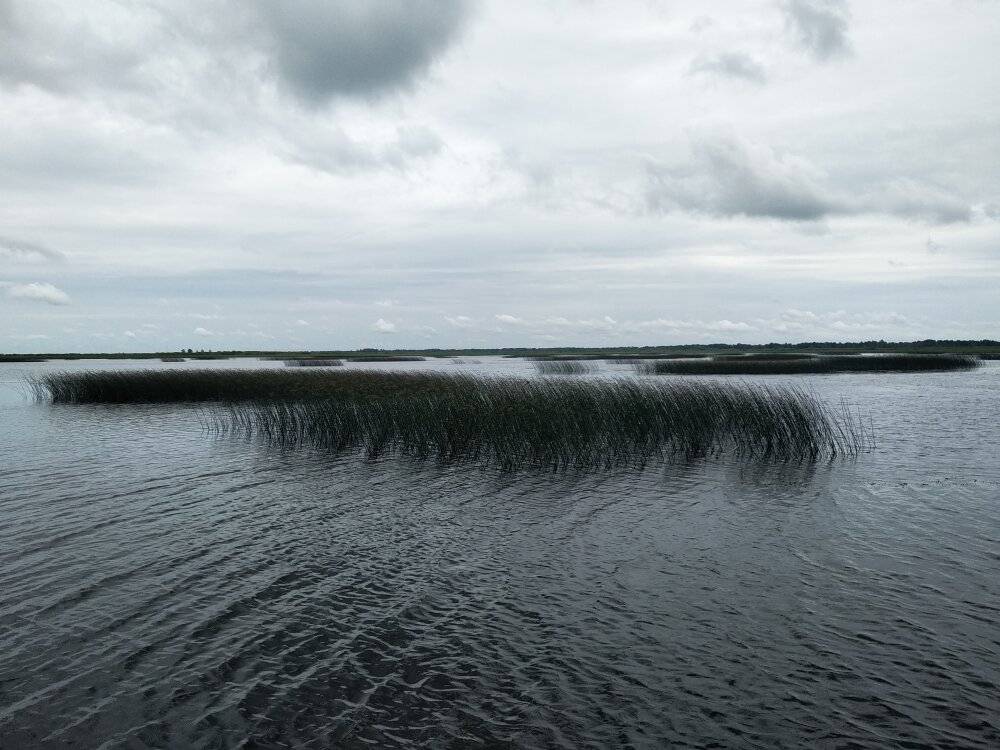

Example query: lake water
[2,358,998,748]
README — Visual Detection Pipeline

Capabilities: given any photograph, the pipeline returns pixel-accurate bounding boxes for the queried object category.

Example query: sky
[1,0,998,352]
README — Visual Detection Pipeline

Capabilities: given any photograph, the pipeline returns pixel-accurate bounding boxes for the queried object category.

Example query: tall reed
[32,369,872,470]
[214,376,868,469]
[284,359,343,367]
[638,353,981,375]
[535,361,593,375]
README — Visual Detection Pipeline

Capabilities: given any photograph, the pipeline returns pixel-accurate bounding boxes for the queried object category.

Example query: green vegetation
[32,369,871,469]
[160,357,186,363]
[0,355,48,363]
[638,353,981,375]
[284,358,343,367]
[535,361,593,375]
[347,355,425,362]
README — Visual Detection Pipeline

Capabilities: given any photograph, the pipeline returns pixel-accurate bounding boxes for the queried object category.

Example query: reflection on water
[1,359,999,748]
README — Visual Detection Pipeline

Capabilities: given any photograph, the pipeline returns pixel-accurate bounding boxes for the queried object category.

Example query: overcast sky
[2,0,998,352]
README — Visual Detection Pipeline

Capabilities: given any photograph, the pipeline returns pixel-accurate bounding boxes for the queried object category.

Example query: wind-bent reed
[535,360,593,375]
[638,353,981,376]
[32,369,872,470]
[284,358,343,367]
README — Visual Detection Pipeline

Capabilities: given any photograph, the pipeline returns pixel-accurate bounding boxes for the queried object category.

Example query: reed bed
[214,374,868,469]
[30,368,870,469]
[348,355,425,362]
[1,355,49,363]
[714,353,818,361]
[535,361,593,375]
[31,369,346,403]
[284,358,343,367]
[638,353,981,376]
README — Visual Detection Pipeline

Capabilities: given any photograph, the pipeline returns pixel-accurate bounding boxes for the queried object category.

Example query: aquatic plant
[31,369,337,403]
[713,353,818,361]
[638,353,981,376]
[32,369,872,469]
[348,356,425,362]
[535,361,593,375]
[0,355,49,363]
[284,358,344,367]
[216,375,869,469]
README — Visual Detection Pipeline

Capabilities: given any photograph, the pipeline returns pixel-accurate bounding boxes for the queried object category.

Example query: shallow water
[2,358,999,748]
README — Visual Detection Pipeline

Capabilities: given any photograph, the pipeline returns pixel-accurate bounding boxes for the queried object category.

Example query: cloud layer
[1,0,998,351]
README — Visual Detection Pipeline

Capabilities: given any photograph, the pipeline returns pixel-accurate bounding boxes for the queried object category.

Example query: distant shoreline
[2,339,999,362]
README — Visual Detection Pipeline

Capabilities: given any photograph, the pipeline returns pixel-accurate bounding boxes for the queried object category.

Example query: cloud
[757,308,913,336]
[124,330,137,338]
[926,239,945,255]
[295,319,309,326]
[782,0,851,61]
[877,180,972,224]
[0,234,65,262]
[193,326,214,336]
[0,0,470,108]
[647,135,840,221]
[5,281,70,305]
[495,313,524,325]
[251,0,470,104]
[625,317,756,334]
[646,135,971,223]
[445,315,475,328]
[690,52,767,84]
[373,317,397,333]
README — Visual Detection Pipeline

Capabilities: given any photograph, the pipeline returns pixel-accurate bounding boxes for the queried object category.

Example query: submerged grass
[639,353,981,375]
[32,369,872,469]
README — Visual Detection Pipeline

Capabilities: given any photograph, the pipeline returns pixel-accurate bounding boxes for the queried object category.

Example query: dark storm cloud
[0,234,65,262]
[251,0,471,104]
[689,52,767,84]
[782,0,851,61]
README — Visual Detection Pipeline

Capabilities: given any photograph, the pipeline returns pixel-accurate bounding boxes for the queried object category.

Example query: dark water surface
[2,359,999,748]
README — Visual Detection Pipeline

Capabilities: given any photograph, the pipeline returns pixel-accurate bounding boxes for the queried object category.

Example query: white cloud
[373,318,397,333]
[5,282,71,305]
[495,313,523,324]
[193,326,214,336]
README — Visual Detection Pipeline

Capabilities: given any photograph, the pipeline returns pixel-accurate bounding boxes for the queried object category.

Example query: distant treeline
[2,339,999,363]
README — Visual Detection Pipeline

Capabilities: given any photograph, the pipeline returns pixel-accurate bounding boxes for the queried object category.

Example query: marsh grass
[348,356,425,362]
[639,353,981,375]
[32,369,871,469]
[535,361,593,375]
[714,353,818,361]
[284,358,344,367]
